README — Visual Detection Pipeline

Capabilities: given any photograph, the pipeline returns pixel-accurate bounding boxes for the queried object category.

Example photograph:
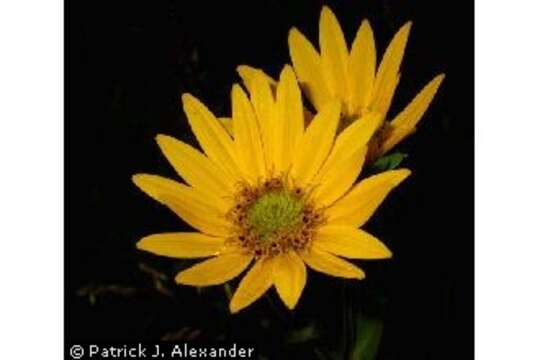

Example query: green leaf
[76,283,138,305]
[349,317,384,360]
[286,322,320,343]
[372,152,408,171]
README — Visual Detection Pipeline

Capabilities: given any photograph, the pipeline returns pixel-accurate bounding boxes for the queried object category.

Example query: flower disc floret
[227,178,324,259]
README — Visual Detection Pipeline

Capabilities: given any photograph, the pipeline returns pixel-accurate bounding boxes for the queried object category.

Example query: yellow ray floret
[133,66,411,313]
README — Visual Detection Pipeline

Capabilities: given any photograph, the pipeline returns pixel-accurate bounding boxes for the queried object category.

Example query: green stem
[265,292,291,325]
[342,281,355,359]
[223,282,233,300]
[341,282,348,357]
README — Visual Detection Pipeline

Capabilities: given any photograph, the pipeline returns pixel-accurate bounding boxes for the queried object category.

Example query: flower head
[133,65,410,313]
[283,6,444,158]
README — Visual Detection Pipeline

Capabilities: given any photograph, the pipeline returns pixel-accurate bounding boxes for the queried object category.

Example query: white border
[1,0,540,358]
[0,0,63,358]
[476,0,540,359]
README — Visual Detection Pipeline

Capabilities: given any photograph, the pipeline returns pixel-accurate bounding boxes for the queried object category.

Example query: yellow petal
[319,6,349,99]
[348,20,376,113]
[300,245,365,279]
[132,174,228,212]
[181,94,242,181]
[373,72,401,121]
[232,85,266,182]
[230,259,274,313]
[137,232,225,258]
[312,145,367,207]
[156,134,233,197]
[273,65,304,172]
[325,169,411,227]
[132,174,230,236]
[288,28,331,111]
[314,225,392,259]
[247,71,275,124]
[390,74,445,129]
[248,70,276,171]
[175,251,253,286]
[273,251,307,310]
[218,117,233,137]
[371,22,411,114]
[313,112,382,206]
[236,65,277,94]
[291,101,340,187]
[327,112,382,163]
[379,124,415,155]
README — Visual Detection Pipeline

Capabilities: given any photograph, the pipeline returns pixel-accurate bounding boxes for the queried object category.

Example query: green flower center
[226,178,324,258]
[246,191,304,242]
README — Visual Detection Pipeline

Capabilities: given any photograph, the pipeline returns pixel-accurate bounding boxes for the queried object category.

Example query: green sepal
[372,152,408,171]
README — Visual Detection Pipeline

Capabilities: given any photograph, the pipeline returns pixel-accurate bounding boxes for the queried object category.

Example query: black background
[67,0,473,358]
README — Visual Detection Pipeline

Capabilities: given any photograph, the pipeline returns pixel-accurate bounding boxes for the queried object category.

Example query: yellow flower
[290,6,446,157]
[238,6,444,159]
[133,65,410,313]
